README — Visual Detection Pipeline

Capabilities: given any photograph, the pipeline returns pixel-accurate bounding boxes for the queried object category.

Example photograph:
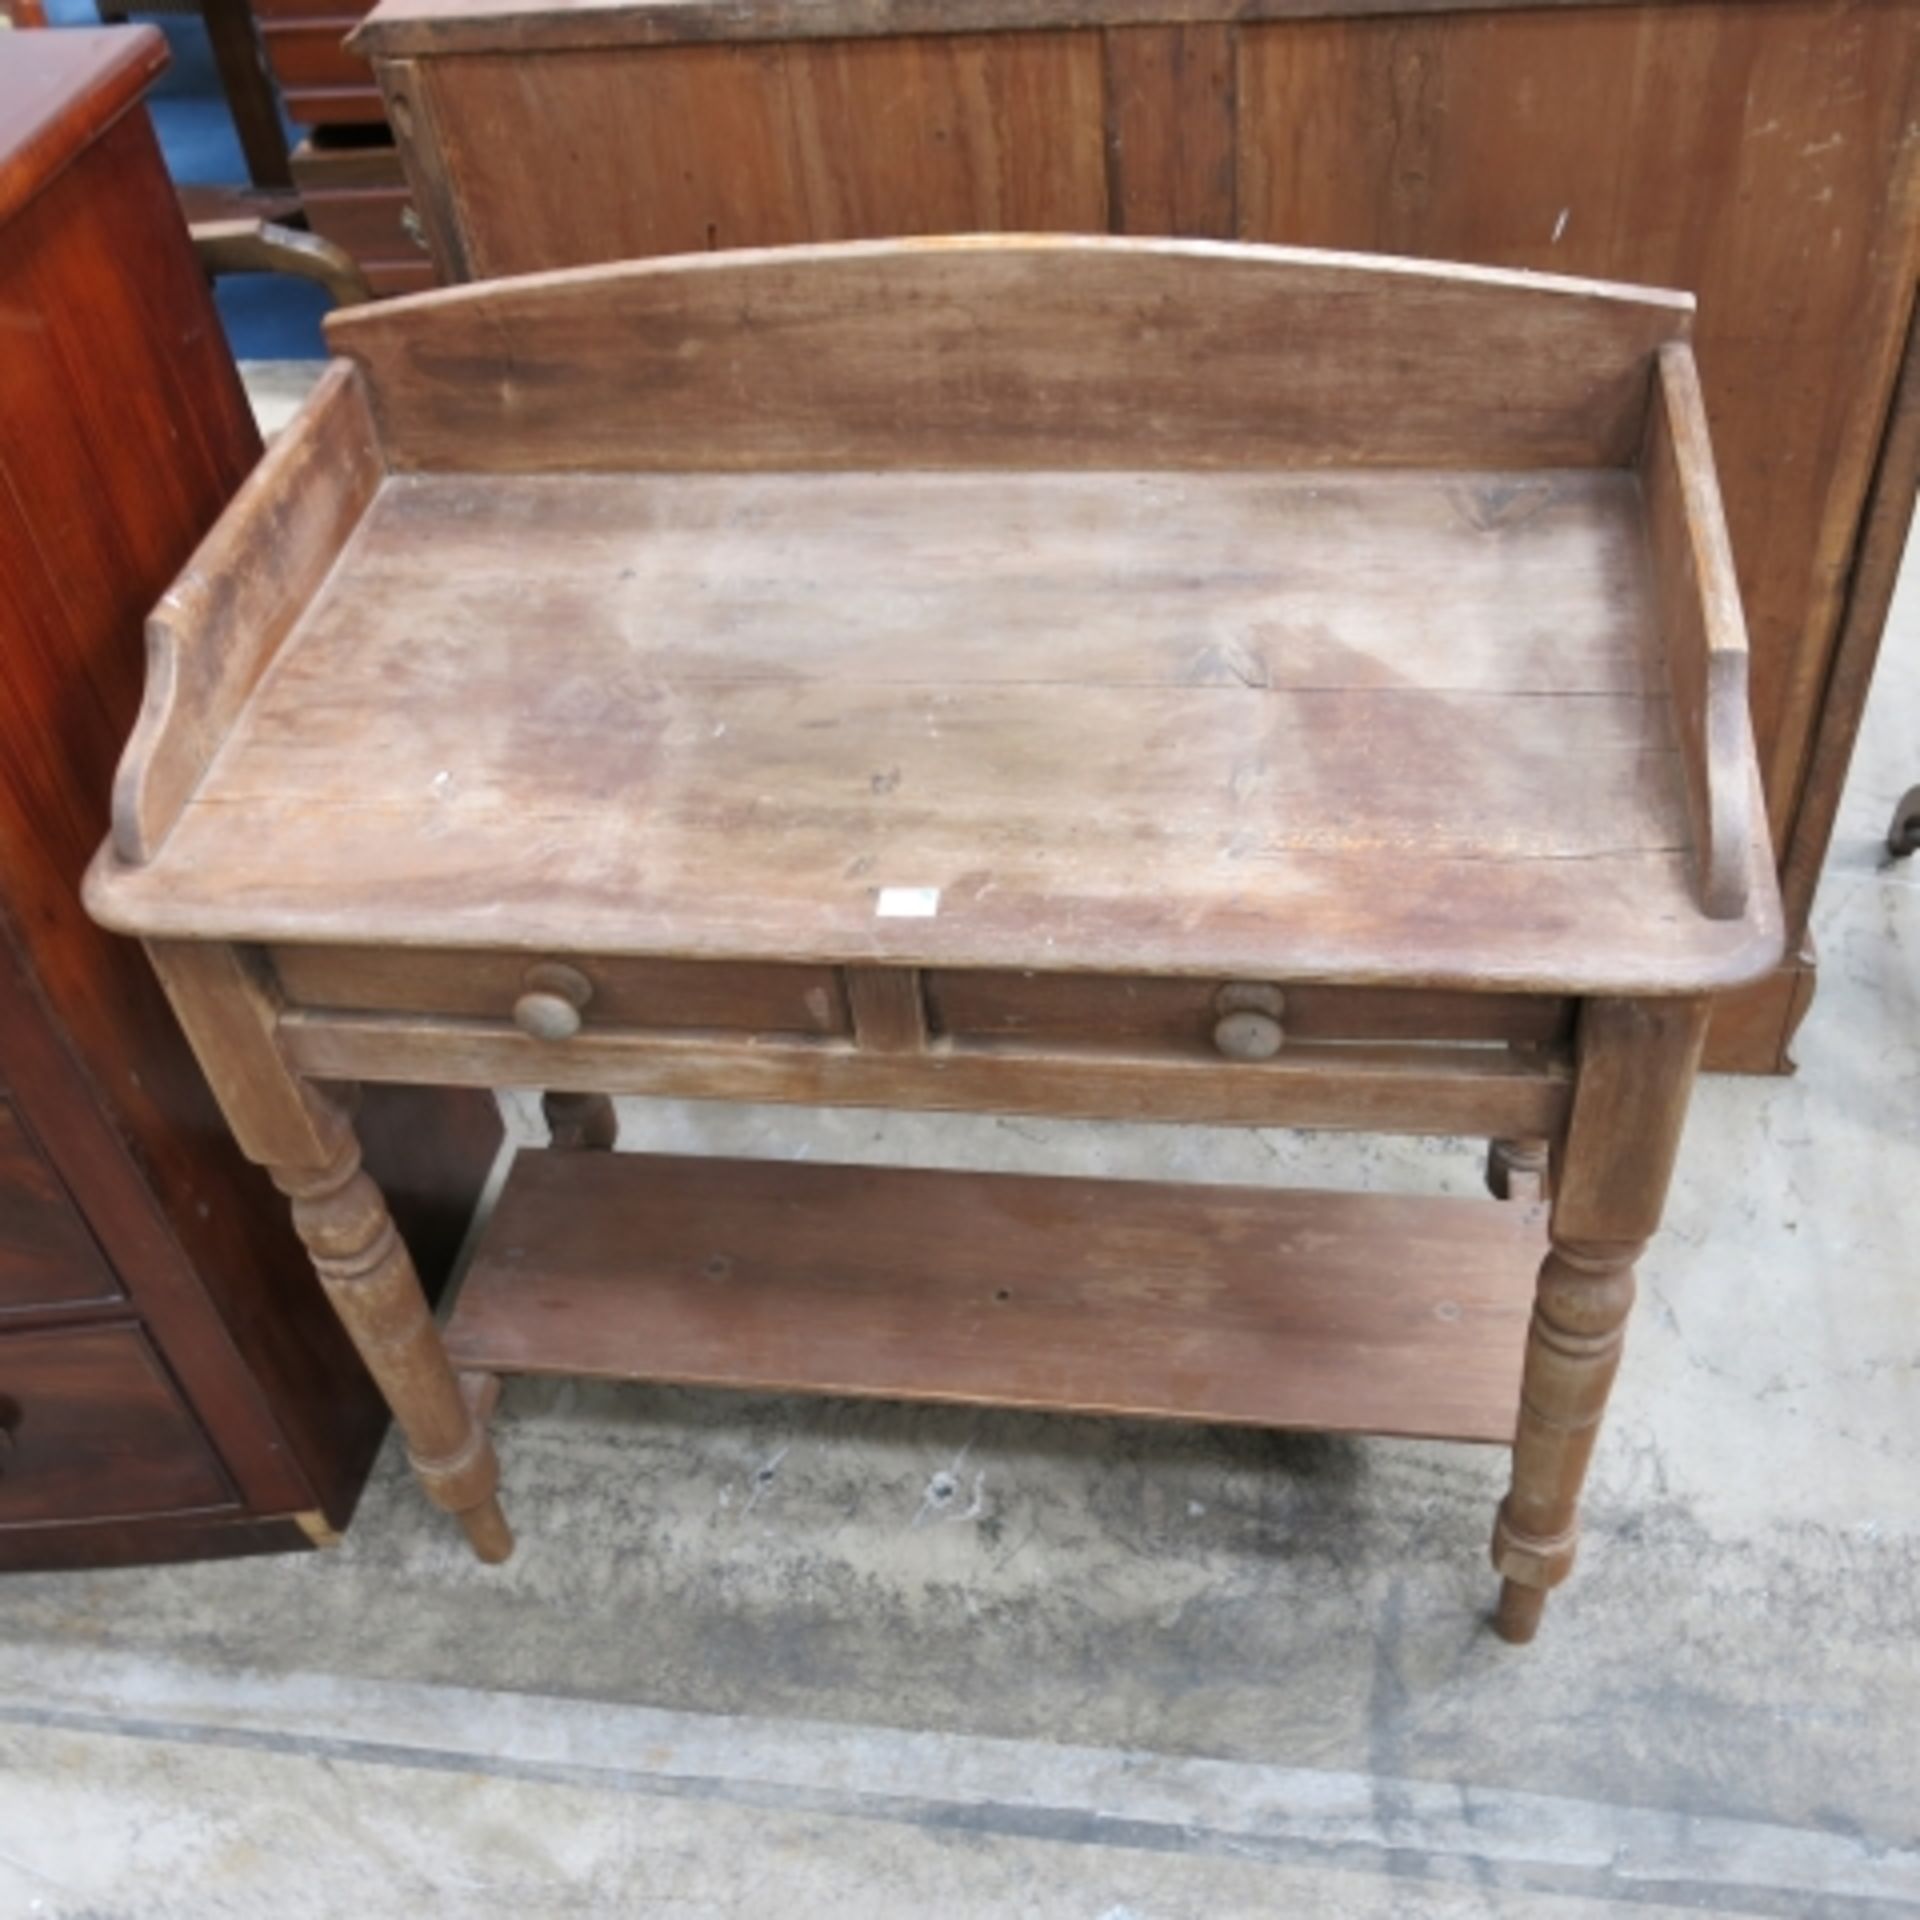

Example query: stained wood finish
[0,1103,121,1315]
[114,360,383,865]
[87,236,1764,1622]
[360,0,1920,1069]
[270,945,848,1035]
[0,1324,232,1526]
[1492,996,1710,1641]
[326,239,1687,475]
[353,0,1833,54]
[927,972,1571,1048]
[0,24,168,228]
[280,1014,1573,1138]
[0,31,498,1570]
[1640,345,1754,922]
[290,132,438,297]
[451,1153,1543,1444]
[87,453,1782,996]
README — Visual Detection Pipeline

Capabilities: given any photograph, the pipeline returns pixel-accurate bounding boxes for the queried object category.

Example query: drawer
[0,1325,232,1526]
[292,134,433,284]
[270,945,850,1038]
[0,1101,121,1317]
[925,972,1573,1053]
[261,18,373,97]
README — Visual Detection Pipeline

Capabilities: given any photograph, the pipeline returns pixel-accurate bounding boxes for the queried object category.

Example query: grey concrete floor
[0,370,1915,1916]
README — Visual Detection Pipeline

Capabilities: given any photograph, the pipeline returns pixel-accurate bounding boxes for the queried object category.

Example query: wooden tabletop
[86,237,1783,994]
[87,460,1780,993]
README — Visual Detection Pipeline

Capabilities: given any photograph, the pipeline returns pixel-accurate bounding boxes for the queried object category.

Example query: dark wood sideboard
[0,27,498,1572]
[354,0,1920,1073]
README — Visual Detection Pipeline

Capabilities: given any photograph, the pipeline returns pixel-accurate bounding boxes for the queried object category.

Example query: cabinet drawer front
[0,1325,232,1526]
[0,1101,122,1316]
[925,972,1572,1051]
[270,945,850,1038]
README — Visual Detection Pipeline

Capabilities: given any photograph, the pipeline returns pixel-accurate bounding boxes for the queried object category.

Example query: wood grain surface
[89,463,1779,991]
[448,1151,1546,1444]
[323,236,1690,475]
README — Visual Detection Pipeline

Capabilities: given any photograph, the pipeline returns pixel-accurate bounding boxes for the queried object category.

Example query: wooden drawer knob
[513,962,593,1041]
[1212,983,1285,1062]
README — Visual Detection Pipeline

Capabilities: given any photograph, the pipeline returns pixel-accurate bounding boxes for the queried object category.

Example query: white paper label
[875,886,941,919]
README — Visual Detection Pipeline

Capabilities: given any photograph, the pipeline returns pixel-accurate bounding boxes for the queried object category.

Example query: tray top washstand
[86,237,1782,1640]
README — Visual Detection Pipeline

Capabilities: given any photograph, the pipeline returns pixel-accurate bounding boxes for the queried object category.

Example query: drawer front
[0,1325,232,1526]
[291,131,406,195]
[271,945,850,1038]
[291,145,433,284]
[261,19,373,98]
[925,971,1572,1052]
[0,1101,122,1316]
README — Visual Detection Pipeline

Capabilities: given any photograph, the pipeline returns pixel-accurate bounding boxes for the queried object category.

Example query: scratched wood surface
[89,462,1777,991]
[322,237,1690,475]
[447,1151,1545,1444]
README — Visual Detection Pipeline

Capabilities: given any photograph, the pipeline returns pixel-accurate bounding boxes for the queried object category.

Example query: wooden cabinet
[356,0,1920,1071]
[0,27,498,1572]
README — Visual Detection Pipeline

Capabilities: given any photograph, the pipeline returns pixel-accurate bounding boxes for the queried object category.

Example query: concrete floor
[0,374,1915,1917]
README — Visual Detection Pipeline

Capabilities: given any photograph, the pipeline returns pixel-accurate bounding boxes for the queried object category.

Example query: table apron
[277,1013,1571,1138]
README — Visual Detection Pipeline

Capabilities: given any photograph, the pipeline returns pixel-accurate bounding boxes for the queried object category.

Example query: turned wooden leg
[273,1104,513,1563]
[142,944,513,1564]
[1492,1236,1638,1639]
[543,1090,618,1151]
[1490,997,1709,1643]
[1486,1138,1550,1203]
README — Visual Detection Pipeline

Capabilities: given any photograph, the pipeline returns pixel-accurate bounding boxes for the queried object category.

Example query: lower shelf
[449,1153,1545,1446]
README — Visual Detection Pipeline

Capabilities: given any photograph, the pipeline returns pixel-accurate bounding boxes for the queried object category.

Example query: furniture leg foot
[1486,1137,1550,1203]
[1493,1577,1547,1644]
[455,1493,515,1564]
[1489,1236,1637,1639]
[272,1096,513,1564]
[543,1090,618,1151]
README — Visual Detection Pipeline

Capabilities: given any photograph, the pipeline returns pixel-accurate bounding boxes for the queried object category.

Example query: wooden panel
[1641,344,1753,921]
[410,34,1106,278]
[1776,283,1920,943]
[290,129,408,193]
[0,26,167,229]
[449,1152,1544,1444]
[362,257,438,295]
[291,129,433,284]
[0,1324,233,1525]
[0,1508,309,1574]
[1702,942,1816,1076]
[89,465,1781,997]
[1102,24,1235,237]
[324,237,1689,474]
[270,944,849,1035]
[260,18,374,96]
[0,43,499,1558]
[280,1013,1575,1137]
[1235,2,1920,848]
[0,1102,121,1316]
[112,360,382,864]
[927,971,1571,1048]
[844,965,929,1052]
[279,83,389,126]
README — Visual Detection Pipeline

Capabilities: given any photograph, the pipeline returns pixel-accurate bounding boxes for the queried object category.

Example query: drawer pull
[514,963,593,1041]
[1212,983,1285,1062]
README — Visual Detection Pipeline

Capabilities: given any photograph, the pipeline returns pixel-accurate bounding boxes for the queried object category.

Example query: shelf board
[448,1152,1543,1446]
